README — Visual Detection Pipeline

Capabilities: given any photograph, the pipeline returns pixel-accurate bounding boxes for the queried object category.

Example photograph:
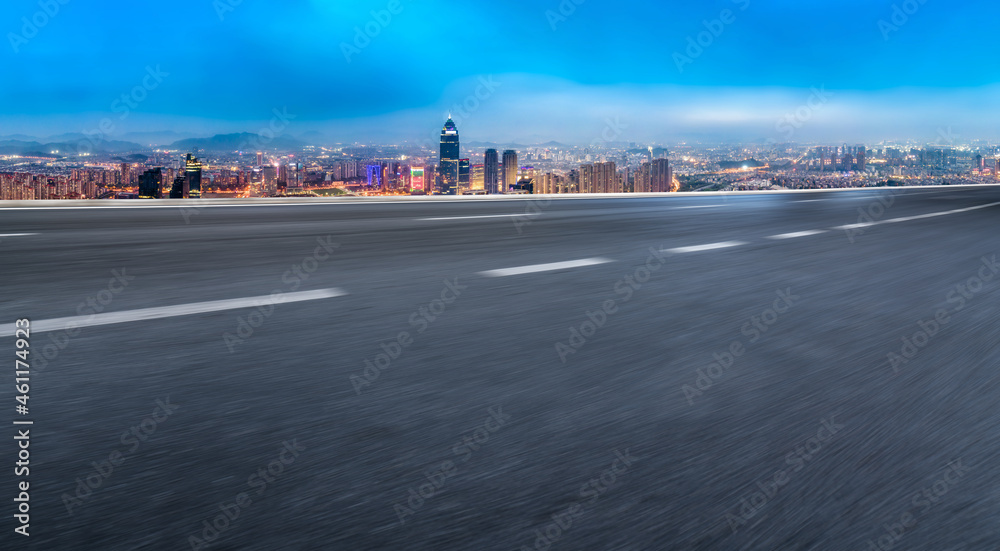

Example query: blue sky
[2,0,997,143]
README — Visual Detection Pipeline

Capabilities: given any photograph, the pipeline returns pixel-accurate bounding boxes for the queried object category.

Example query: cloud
[4,74,999,145]
[313,75,1000,144]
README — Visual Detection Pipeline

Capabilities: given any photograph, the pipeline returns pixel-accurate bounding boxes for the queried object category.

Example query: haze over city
[4,0,999,143]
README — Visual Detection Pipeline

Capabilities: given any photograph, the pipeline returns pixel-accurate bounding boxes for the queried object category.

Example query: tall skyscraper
[502,150,518,194]
[857,146,867,172]
[256,152,263,166]
[458,159,470,192]
[439,118,460,195]
[484,149,499,194]
[184,153,202,198]
[138,168,163,199]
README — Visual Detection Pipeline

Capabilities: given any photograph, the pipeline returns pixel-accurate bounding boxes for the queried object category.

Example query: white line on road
[479,258,613,277]
[795,199,827,203]
[673,205,724,209]
[0,288,348,337]
[662,242,747,254]
[833,202,1000,231]
[0,233,38,237]
[417,213,541,221]
[766,230,828,240]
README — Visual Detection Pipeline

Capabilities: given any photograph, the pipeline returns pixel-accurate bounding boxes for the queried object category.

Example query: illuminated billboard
[410,167,424,191]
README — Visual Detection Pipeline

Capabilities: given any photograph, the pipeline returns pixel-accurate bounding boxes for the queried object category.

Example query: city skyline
[5,112,997,200]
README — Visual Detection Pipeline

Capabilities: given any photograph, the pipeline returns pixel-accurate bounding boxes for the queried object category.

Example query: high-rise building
[976,154,985,172]
[170,176,184,198]
[439,118,460,195]
[285,162,303,192]
[256,152,263,166]
[502,150,518,193]
[594,161,617,193]
[636,158,672,193]
[655,158,673,192]
[635,163,649,193]
[995,159,1000,179]
[120,163,131,187]
[578,164,594,193]
[382,162,401,191]
[138,168,163,199]
[537,173,553,194]
[184,154,202,198]
[366,164,384,189]
[857,146,867,172]
[471,164,485,191]
[459,159,470,192]
[424,165,436,194]
[484,149,499,194]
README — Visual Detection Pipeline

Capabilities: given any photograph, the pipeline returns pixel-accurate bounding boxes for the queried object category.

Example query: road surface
[1,187,999,550]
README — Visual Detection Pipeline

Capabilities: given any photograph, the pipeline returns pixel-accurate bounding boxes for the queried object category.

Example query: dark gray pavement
[1,187,999,550]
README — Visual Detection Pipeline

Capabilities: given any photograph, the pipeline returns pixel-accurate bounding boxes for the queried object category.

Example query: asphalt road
[1,187,1000,550]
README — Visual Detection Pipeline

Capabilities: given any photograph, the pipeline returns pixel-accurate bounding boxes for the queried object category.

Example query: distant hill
[0,138,145,156]
[169,133,306,152]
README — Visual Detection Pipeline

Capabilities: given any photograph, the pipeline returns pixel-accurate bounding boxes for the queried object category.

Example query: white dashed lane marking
[0,289,348,337]
[833,202,1000,231]
[417,214,539,221]
[479,258,613,277]
[766,230,828,240]
[662,242,747,254]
